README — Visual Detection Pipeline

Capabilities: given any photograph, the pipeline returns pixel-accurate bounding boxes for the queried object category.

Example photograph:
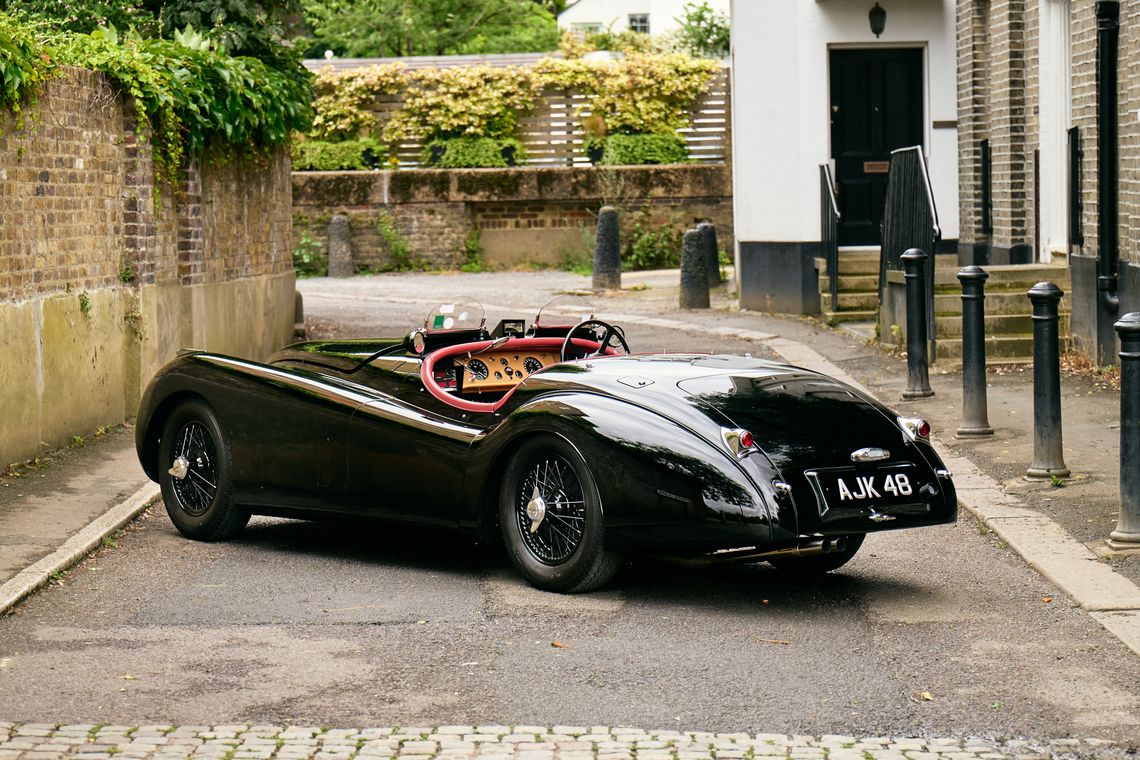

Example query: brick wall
[0,67,295,464]
[957,0,990,246]
[292,165,734,270]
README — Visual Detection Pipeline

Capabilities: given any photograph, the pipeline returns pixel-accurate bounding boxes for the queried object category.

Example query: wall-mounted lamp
[869,3,886,37]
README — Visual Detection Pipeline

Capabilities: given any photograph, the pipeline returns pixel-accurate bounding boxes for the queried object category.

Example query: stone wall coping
[292,164,732,207]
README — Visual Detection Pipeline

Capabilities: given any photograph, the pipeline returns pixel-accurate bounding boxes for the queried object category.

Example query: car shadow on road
[222,515,917,614]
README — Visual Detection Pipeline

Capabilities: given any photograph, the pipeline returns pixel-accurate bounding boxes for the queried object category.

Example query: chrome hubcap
[168,456,189,480]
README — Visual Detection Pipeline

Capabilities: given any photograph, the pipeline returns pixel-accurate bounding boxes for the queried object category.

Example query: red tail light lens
[917,420,931,438]
[740,430,754,449]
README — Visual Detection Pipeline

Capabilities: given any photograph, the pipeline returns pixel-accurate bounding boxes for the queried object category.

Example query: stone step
[823,309,878,324]
[932,312,1071,339]
[929,264,1072,288]
[836,291,881,311]
[934,290,1073,316]
[818,274,879,293]
[931,334,1064,361]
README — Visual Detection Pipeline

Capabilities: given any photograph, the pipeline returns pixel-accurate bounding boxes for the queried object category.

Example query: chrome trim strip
[850,447,891,463]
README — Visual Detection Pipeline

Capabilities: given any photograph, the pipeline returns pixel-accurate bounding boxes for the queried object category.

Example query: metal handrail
[880,145,941,361]
[820,164,841,312]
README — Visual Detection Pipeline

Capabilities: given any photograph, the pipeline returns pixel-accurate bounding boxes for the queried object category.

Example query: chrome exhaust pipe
[654,537,846,567]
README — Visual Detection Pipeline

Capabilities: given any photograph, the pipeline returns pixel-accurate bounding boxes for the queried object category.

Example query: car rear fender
[463,392,775,551]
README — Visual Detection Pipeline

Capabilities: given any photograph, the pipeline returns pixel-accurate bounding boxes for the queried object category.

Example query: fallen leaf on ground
[753,637,790,645]
[911,691,934,702]
[551,641,567,648]
[1042,597,1053,603]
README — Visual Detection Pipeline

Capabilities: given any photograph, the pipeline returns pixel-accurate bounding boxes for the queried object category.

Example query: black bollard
[698,221,721,287]
[901,249,934,399]
[957,266,994,436]
[1110,312,1140,544]
[1025,282,1070,480]
[679,228,710,309]
[592,206,621,292]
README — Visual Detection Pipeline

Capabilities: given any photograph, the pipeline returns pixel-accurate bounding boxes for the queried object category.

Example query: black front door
[829,48,924,246]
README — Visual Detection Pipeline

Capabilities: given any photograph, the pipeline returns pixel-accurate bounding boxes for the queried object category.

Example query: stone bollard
[698,221,721,287]
[293,289,306,340]
[957,266,994,436]
[327,214,353,277]
[901,249,934,399]
[1110,312,1140,545]
[592,206,621,292]
[1025,282,1070,480]
[679,228,710,309]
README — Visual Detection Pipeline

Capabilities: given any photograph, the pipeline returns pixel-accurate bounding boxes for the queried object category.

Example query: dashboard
[459,350,556,392]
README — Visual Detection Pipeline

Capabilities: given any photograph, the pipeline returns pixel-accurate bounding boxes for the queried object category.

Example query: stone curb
[0,481,160,617]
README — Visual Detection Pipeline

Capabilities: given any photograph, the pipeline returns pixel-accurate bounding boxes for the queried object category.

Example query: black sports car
[135,296,957,592]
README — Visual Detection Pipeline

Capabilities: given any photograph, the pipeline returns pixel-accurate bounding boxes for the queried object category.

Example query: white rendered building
[558,0,729,37]
[730,0,959,313]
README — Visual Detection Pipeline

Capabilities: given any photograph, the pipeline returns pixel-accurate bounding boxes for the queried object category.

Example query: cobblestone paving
[0,724,1128,760]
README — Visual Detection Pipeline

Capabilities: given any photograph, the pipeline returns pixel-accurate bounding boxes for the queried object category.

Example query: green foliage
[1,0,158,36]
[601,133,688,165]
[375,210,425,271]
[292,137,383,170]
[292,232,326,277]
[460,229,489,272]
[584,29,660,55]
[78,290,92,316]
[423,137,525,168]
[624,210,681,270]
[0,10,312,188]
[300,0,558,58]
[0,13,52,117]
[309,53,716,161]
[675,1,730,59]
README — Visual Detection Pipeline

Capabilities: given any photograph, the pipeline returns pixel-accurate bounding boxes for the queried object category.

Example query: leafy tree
[300,0,558,58]
[675,1,729,59]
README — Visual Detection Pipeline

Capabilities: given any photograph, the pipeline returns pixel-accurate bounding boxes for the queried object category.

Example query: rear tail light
[722,428,757,458]
[897,416,931,442]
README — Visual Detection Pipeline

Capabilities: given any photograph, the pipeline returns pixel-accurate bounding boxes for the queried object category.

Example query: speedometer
[466,359,489,381]
[523,357,543,374]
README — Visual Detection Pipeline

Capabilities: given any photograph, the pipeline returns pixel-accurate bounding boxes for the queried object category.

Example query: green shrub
[292,138,384,170]
[422,137,526,168]
[292,233,326,277]
[624,216,681,270]
[601,133,689,166]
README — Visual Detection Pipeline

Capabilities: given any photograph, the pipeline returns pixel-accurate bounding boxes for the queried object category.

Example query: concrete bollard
[901,249,934,399]
[1110,312,1140,544]
[327,214,353,278]
[679,228,710,309]
[957,266,994,436]
[592,206,621,292]
[1025,282,1070,480]
[293,289,306,340]
[698,221,721,287]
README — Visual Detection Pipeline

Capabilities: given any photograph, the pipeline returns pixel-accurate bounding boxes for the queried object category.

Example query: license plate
[805,463,923,514]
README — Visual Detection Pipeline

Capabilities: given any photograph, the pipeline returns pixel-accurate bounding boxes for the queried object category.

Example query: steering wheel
[560,319,631,361]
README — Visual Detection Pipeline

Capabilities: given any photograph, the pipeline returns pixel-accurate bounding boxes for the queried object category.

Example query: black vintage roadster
[135,296,957,592]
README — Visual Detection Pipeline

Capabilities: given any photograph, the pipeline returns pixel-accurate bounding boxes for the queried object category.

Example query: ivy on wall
[0,12,313,186]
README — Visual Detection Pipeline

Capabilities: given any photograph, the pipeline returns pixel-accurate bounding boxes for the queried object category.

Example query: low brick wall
[0,68,295,465]
[292,164,733,270]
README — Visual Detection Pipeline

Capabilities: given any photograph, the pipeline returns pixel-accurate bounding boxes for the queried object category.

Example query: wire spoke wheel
[516,454,586,564]
[170,420,219,516]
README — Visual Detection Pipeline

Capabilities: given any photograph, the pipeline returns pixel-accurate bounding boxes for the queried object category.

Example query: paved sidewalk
[0,724,1129,760]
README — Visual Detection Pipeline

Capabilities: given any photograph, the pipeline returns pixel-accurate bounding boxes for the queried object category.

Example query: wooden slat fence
[361,66,730,168]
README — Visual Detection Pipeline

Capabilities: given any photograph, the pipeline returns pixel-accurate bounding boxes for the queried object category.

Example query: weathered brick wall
[1118,1,1140,266]
[292,165,734,270]
[957,0,990,246]
[0,67,294,464]
[0,70,127,299]
[1072,0,1099,258]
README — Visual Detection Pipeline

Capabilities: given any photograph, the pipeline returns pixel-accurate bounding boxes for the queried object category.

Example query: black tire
[499,435,622,593]
[767,534,865,574]
[157,400,249,541]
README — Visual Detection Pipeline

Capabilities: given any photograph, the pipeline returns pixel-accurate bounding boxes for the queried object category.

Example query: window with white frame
[628,14,650,33]
[572,22,603,39]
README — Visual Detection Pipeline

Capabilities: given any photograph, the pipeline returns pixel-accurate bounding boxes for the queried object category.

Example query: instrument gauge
[523,357,544,374]
[466,359,489,381]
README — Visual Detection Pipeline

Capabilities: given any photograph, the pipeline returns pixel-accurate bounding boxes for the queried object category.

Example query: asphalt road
[1,273,1138,742]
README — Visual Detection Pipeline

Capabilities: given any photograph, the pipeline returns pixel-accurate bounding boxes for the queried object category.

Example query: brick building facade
[958,0,1140,362]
